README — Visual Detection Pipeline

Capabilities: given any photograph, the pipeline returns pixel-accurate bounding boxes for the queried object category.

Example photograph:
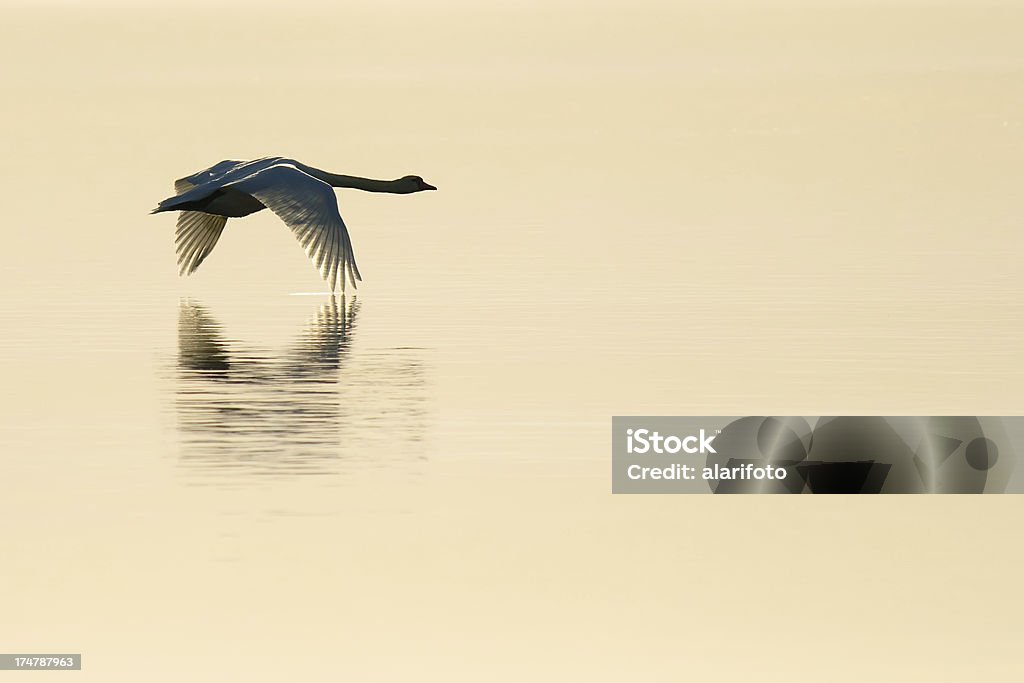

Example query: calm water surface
[2,2,1024,680]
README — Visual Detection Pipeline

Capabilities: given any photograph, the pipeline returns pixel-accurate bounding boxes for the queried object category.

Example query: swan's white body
[153,157,435,292]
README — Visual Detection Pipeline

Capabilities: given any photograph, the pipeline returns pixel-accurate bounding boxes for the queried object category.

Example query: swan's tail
[151,195,187,214]
[152,184,211,214]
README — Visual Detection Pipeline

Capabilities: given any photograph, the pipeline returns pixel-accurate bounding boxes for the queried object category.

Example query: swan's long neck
[297,163,402,193]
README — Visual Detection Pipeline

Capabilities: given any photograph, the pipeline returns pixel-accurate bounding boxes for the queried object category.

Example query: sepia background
[1,0,1022,679]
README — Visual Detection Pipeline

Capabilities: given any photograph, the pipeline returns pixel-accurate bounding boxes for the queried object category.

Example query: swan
[152,157,436,291]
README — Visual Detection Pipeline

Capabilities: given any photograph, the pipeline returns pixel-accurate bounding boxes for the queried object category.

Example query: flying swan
[152,157,436,291]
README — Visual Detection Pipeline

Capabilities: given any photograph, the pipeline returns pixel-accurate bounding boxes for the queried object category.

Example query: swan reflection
[175,297,427,480]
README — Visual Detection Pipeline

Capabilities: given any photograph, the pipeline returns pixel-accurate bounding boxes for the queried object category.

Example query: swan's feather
[162,158,362,289]
[175,211,228,276]
[169,160,261,277]
[224,164,361,292]
[175,159,247,193]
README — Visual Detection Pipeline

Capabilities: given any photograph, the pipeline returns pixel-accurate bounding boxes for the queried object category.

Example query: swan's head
[396,175,437,193]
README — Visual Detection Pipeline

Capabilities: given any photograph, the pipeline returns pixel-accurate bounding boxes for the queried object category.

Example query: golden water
[1,2,1023,680]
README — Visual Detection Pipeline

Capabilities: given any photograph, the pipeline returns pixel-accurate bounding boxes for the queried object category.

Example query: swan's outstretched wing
[176,211,228,276]
[171,162,243,275]
[224,164,361,292]
[174,159,246,194]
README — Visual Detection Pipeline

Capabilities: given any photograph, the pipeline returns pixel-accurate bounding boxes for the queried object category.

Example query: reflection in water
[175,298,428,480]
